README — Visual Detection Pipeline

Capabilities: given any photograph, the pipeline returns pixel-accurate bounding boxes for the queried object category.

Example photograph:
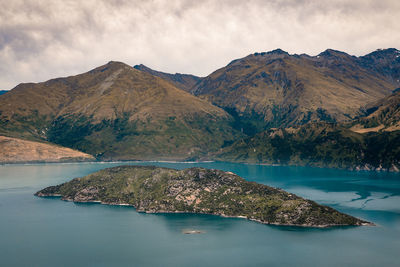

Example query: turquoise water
[1,162,399,267]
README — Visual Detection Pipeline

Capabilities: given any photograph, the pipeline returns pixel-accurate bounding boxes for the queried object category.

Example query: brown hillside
[0,136,94,163]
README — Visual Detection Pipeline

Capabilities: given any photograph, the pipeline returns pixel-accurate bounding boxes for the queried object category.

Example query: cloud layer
[1,0,399,89]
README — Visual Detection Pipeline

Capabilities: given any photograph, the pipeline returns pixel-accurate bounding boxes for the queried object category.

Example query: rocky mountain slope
[192,49,397,132]
[134,64,201,92]
[35,165,371,227]
[0,61,240,160]
[0,135,94,163]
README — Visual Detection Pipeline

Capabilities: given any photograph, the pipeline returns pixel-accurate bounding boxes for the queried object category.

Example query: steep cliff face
[35,165,372,227]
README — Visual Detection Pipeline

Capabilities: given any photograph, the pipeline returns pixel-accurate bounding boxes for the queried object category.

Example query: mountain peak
[363,48,400,59]
[88,61,132,75]
[105,61,130,68]
[253,49,289,57]
[133,63,145,68]
[269,48,288,54]
[318,49,351,58]
[374,48,399,53]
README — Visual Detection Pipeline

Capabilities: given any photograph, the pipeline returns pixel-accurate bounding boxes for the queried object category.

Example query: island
[35,165,373,227]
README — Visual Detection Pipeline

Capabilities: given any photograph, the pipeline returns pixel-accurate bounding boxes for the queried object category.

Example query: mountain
[0,90,8,96]
[215,122,400,171]
[192,49,396,133]
[0,61,240,160]
[35,165,371,227]
[0,135,94,163]
[134,64,201,92]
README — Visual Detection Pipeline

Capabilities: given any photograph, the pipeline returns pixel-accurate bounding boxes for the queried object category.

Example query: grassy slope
[35,165,368,227]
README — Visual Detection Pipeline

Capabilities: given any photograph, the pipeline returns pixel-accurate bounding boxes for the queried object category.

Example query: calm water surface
[1,161,399,266]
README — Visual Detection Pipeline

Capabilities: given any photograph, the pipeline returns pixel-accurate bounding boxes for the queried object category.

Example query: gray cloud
[0,0,399,89]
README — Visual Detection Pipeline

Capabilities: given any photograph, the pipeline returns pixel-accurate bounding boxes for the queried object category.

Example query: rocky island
[35,165,372,227]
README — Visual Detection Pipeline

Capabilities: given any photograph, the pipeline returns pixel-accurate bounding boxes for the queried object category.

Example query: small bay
[1,162,399,267]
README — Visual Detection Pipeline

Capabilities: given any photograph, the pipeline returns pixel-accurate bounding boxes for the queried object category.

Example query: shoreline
[4,159,399,174]
[36,195,375,228]
[0,159,215,166]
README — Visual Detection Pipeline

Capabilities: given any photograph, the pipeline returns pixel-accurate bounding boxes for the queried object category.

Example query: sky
[1,0,400,90]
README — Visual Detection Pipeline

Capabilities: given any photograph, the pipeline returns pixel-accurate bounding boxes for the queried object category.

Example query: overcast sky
[1,0,399,90]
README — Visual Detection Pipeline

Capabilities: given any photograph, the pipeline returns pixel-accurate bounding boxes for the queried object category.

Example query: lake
[1,161,399,266]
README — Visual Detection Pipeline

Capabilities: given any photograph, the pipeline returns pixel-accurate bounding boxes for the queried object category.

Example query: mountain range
[0,48,399,169]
